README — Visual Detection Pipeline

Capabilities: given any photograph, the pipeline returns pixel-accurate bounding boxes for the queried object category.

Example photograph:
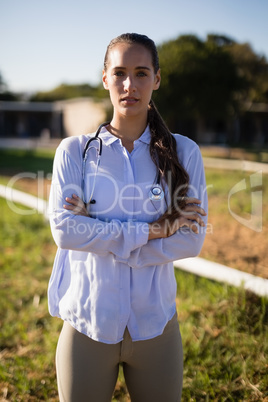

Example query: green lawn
[0,197,267,401]
[0,149,55,176]
[0,148,267,400]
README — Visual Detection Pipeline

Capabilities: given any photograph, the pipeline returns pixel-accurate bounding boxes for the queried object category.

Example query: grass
[0,197,267,401]
[175,269,268,401]
[0,148,267,400]
[0,199,60,401]
[0,149,55,176]
[200,145,268,163]
[205,167,268,219]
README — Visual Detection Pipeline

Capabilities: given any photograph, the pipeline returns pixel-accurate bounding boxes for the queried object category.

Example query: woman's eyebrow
[113,66,151,71]
[136,66,151,70]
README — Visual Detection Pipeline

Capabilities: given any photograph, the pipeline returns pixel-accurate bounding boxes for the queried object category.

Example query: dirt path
[200,212,268,279]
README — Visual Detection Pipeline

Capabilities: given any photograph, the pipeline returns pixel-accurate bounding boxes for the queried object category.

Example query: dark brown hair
[104,33,189,213]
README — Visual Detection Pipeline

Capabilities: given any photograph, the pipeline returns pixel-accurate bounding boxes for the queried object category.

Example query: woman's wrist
[148,222,167,240]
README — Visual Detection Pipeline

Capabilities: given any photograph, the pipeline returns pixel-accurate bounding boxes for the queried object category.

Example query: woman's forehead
[107,43,153,69]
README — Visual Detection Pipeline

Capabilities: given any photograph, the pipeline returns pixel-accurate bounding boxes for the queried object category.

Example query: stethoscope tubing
[82,122,110,159]
[82,122,164,205]
[82,122,109,205]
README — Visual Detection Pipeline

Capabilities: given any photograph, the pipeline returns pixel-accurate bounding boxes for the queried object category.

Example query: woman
[48,33,207,402]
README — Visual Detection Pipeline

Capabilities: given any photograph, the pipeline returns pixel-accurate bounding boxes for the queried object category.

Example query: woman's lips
[121,97,139,105]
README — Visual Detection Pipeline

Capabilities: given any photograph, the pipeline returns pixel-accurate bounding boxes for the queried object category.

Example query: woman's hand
[63,194,89,217]
[148,197,206,240]
[63,195,206,238]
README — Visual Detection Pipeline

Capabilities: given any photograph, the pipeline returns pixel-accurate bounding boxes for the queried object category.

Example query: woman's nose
[123,75,136,92]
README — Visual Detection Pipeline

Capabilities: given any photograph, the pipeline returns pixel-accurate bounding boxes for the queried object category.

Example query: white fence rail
[1,184,267,298]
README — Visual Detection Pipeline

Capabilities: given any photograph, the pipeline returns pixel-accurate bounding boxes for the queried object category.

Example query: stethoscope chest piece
[149,185,164,201]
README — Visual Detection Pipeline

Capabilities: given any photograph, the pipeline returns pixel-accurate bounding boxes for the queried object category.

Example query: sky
[1,0,268,93]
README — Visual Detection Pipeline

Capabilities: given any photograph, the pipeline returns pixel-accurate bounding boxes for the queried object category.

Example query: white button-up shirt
[48,125,208,344]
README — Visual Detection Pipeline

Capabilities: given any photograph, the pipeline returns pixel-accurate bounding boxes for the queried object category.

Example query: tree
[225,43,268,103]
[0,71,18,101]
[0,72,7,93]
[153,35,244,130]
[30,83,108,102]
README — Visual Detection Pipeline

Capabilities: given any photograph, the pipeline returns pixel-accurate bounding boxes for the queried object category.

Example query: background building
[0,98,108,140]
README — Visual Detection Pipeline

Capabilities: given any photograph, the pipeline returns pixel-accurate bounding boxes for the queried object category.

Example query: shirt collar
[135,125,151,145]
[99,124,151,146]
[98,125,119,146]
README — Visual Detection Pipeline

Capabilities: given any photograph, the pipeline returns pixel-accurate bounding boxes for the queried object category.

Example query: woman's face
[103,43,161,120]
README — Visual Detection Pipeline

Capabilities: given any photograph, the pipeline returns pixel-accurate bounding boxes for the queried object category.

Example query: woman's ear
[153,69,161,90]
[102,70,109,90]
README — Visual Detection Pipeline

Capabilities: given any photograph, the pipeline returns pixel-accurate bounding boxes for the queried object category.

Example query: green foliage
[226,42,268,103]
[0,91,19,101]
[152,33,268,132]
[0,71,20,100]
[206,35,268,103]
[207,34,236,47]
[30,82,108,102]
[154,34,245,128]
[0,71,8,93]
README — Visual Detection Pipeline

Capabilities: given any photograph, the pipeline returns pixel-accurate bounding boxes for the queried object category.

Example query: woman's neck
[108,114,148,152]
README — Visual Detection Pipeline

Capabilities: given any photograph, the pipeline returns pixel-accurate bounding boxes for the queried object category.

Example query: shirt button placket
[119,265,131,336]
[118,148,135,337]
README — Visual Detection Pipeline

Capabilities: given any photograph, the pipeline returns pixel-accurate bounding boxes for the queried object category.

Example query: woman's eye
[114,71,124,77]
[137,71,147,77]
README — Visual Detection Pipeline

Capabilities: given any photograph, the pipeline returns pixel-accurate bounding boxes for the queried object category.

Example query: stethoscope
[82,122,164,206]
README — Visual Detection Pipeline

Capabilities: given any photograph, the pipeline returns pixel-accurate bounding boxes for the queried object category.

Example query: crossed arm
[50,142,208,262]
[63,194,207,240]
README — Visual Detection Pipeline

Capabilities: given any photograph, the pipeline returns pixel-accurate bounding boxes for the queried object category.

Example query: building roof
[0,101,54,112]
